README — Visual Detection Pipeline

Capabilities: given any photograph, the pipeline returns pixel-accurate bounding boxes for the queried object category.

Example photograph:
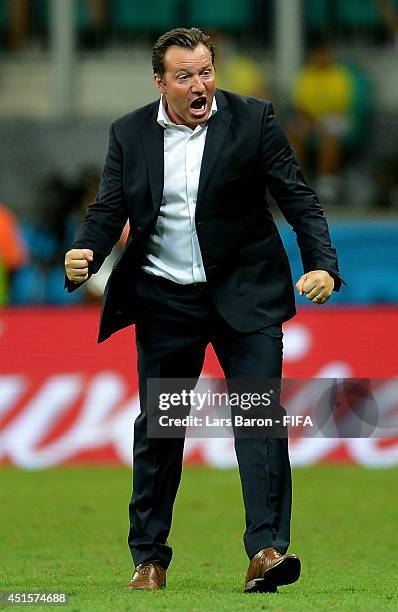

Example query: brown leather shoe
[127,561,166,590]
[245,547,301,593]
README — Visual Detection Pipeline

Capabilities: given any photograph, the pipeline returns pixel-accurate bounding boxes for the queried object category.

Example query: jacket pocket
[239,233,277,266]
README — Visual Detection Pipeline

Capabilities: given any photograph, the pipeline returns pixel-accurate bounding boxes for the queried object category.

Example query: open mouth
[189,96,207,116]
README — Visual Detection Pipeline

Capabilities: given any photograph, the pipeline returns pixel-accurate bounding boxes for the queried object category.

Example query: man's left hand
[295,270,334,304]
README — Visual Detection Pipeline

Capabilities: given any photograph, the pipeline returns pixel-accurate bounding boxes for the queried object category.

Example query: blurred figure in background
[377,0,398,48]
[212,32,269,99]
[287,38,355,205]
[7,0,29,50]
[79,0,108,49]
[84,222,128,303]
[11,166,104,305]
[7,0,108,50]
[0,202,27,305]
[10,173,76,304]
[76,166,129,303]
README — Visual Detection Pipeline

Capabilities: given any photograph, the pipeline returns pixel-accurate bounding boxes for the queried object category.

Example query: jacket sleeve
[260,101,346,290]
[65,123,128,292]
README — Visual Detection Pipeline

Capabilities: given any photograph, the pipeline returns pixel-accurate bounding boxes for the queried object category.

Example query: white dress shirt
[141,95,218,284]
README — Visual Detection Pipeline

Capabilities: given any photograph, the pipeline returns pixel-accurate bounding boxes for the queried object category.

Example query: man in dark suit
[65,28,344,593]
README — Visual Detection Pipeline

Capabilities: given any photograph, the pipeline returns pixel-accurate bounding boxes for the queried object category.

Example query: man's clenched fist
[65,249,93,284]
[295,270,334,304]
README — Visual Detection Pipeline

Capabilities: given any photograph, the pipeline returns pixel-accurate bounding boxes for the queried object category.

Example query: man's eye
[178,75,188,81]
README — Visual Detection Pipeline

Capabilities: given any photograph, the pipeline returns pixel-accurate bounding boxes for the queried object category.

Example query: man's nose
[191,75,205,92]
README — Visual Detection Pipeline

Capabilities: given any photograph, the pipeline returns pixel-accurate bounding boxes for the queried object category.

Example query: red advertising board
[0,307,397,467]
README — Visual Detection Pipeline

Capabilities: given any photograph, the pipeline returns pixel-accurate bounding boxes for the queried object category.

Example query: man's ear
[154,74,166,94]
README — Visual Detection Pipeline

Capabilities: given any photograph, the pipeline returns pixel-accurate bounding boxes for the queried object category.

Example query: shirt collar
[157,94,218,129]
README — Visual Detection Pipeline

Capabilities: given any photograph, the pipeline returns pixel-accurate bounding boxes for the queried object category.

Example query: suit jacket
[66,89,344,343]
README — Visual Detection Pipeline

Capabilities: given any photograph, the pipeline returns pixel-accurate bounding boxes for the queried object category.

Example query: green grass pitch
[1,465,397,611]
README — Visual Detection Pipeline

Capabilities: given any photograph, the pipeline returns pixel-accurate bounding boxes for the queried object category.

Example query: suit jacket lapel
[196,90,232,209]
[140,103,164,215]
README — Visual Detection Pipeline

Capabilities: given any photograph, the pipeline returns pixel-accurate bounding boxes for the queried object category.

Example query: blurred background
[0,0,397,469]
[0,0,397,306]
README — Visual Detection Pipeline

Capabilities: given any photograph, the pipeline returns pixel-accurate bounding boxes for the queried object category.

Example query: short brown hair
[152,27,215,79]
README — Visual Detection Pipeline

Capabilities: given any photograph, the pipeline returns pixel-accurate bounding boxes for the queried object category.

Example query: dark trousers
[128,273,292,570]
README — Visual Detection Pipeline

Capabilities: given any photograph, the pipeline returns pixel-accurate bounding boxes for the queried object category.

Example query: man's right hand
[64,249,94,284]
